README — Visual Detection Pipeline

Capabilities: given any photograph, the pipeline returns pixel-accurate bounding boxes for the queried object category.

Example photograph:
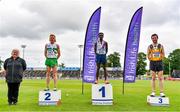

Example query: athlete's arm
[94,43,97,54]
[147,46,151,60]
[57,44,61,59]
[106,42,108,54]
[161,45,165,59]
[44,44,47,58]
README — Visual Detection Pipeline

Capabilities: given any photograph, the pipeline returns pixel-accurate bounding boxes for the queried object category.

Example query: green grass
[0,79,180,111]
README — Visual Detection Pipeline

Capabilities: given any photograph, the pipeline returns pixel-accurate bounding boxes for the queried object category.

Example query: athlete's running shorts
[96,54,106,64]
[150,60,163,72]
[45,58,58,67]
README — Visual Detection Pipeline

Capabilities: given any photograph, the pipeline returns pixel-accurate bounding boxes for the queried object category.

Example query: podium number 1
[45,93,51,100]
[99,86,105,97]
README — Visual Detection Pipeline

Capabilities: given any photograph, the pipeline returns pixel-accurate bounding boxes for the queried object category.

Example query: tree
[136,52,147,76]
[168,49,180,71]
[162,57,170,74]
[107,52,121,67]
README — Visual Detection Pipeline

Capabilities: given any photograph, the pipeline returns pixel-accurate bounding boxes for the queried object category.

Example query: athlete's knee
[46,74,50,78]
[53,76,57,80]
[52,71,57,75]
[152,77,156,81]
[53,73,57,77]
[46,71,50,74]
[97,67,100,71]
[102,65,106,69]
[158,76,163,81]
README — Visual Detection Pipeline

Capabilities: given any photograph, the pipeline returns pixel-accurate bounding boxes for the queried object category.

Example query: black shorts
[150,61,163,72]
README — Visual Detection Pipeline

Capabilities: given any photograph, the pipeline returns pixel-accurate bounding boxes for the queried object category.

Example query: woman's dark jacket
[4,57,26,83]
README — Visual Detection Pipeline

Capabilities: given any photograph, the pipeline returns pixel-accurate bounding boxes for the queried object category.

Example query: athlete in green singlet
[44,34,60,91]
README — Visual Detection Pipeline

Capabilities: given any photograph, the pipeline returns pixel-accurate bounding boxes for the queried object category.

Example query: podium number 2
[45,93,51,100]
[99,86,105,97]
[159,98,163,103]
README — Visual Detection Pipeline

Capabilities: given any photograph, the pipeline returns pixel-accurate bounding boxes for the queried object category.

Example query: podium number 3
[159,98,163,103]
[45,93,51,100]
[99,86,105,97]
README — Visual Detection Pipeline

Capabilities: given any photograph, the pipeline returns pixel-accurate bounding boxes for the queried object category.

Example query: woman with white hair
[3,49,26,105]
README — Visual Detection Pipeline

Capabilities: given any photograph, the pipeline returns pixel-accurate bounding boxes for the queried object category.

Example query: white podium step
[39,90,61,106]
[92,84,113,105]
[147,96,169,106]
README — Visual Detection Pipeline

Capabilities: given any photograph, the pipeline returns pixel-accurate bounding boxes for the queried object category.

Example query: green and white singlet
[45,43,58,67]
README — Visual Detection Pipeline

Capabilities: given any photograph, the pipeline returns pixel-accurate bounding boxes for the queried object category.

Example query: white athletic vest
[96,40,107,54]
[46,43,58,58]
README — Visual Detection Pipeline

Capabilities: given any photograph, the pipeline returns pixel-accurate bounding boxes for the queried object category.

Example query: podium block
[92,84,113,105]
[147,96,169,106]
[39,90,61,105]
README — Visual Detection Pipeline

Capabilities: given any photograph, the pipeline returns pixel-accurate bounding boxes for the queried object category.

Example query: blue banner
[123,7,143,83]
[82,7,101,83]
